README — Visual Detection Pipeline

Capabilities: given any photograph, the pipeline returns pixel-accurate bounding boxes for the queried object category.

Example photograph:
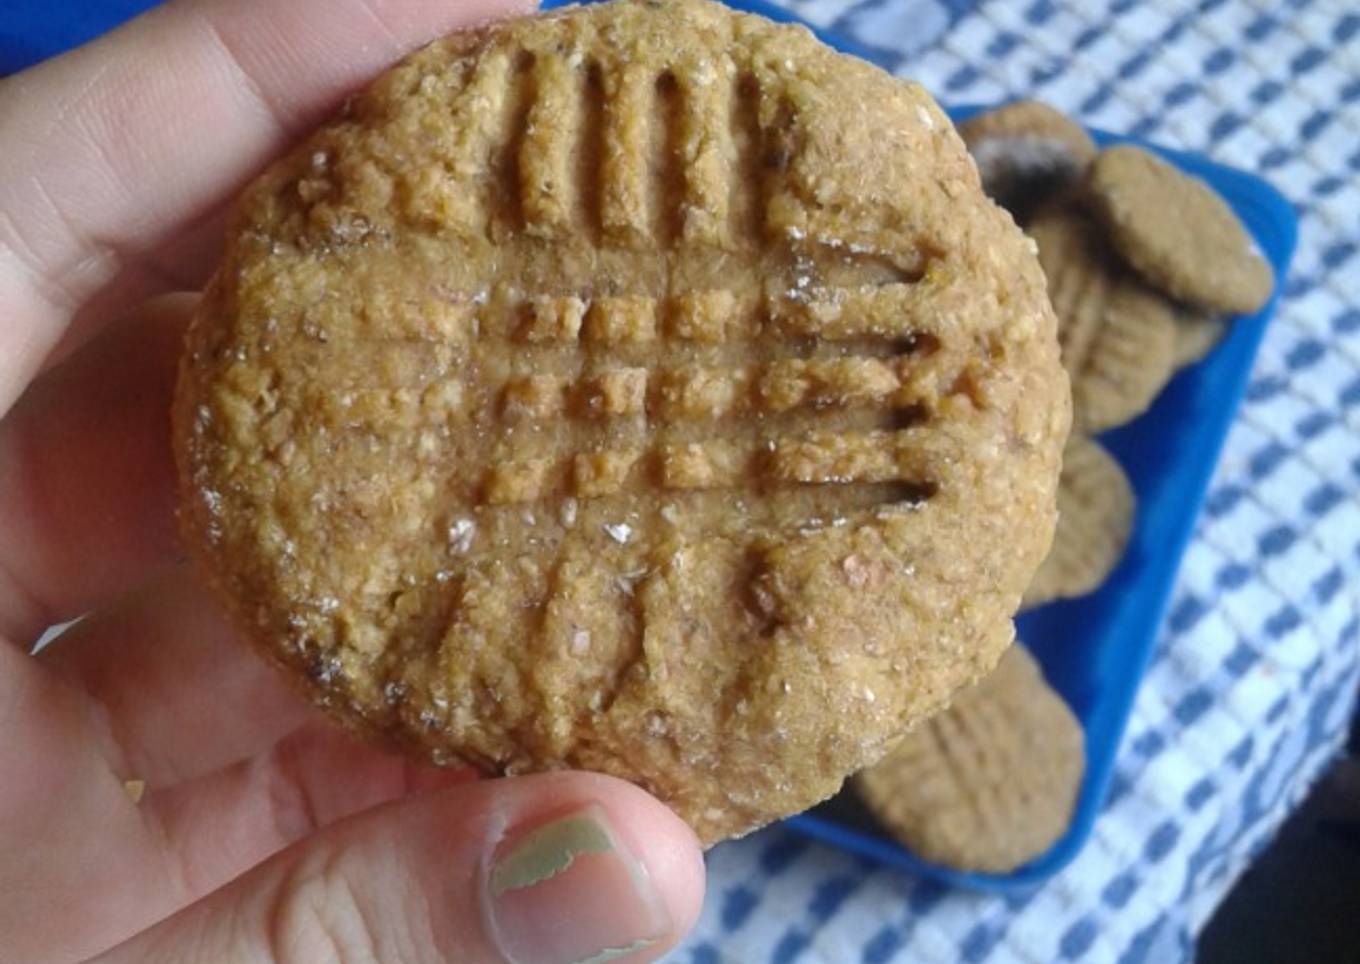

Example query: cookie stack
[853,101,1273,873]
[967,99,1272,613]
[962,101,1272,412]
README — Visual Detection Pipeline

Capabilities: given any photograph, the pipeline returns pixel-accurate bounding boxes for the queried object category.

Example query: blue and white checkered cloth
[675,2,1360,961]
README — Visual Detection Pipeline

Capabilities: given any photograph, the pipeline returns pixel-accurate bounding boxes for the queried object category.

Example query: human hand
[0,1,704,961]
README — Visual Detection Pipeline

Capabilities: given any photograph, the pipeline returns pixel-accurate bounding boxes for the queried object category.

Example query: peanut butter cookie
[174,0,1069,843]
[854,644,1084,872]
[1024,436,1134,608]
[1084,144,1272,315]
[958,100,1097,222]
[1029,205,1177,432]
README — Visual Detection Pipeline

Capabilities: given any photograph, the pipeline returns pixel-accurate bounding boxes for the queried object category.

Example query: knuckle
[264,853,386,964]
[261,741,322,846]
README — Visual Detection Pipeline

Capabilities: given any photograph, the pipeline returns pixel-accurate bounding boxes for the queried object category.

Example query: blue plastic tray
[546,0,1297,892]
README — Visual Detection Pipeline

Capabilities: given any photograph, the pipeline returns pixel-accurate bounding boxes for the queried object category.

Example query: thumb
[92,772,705,964]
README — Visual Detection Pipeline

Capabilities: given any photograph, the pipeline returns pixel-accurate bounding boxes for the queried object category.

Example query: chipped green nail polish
[490,811,616,897]
[483,803,672,964]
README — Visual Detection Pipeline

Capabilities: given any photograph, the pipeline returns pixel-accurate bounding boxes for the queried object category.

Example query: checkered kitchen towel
[674,1,1360,962]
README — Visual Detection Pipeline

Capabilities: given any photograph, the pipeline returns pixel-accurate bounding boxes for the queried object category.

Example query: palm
[0,1,700,960]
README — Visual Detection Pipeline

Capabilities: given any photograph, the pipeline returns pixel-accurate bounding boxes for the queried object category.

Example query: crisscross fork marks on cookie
[478,426,948,504]
[457,40,772,248]
[177,0,1069,845]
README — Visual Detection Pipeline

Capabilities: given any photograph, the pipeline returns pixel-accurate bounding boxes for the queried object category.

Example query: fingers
[145,721,476,902]
[0,294,191,643]
[39,569,317,787]
[42,207,228,374]
[3,613,468,960]
[0,0,536,414]
[0,641,178,964]
[95,772,705,964]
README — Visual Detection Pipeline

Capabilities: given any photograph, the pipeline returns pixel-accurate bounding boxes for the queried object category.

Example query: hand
[0,1,705,961]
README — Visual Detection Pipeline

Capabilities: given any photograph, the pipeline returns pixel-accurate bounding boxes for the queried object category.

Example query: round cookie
[1084,144,1273,314]
[174,0,1069,844]
[958,100,1097,222]
[1023,436,1134,608]
[854,644,1085,872]
[1029,205,1177,432]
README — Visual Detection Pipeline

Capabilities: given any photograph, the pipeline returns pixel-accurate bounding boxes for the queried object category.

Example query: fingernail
[482,803,672,964]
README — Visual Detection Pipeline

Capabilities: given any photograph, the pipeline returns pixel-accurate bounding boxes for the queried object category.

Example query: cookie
[174,0,1069,844]
[1023,436,1134,608]
[1084,144,1273,315]
[854,644,1084,872]
[957,100,1097,222]
[1171,306,1227,368]
[1029,205,1177,432]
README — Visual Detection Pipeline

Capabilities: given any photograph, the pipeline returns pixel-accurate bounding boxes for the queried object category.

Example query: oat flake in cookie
[173,0,1069,843]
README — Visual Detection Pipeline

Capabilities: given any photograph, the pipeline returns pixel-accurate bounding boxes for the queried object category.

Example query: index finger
[0,0,533,416]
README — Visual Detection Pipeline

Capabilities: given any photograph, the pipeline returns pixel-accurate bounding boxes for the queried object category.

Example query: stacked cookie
[968,99,1271,610]
[853,644,1084,873]
[854,101,1272,873]
[1024,436,1133,610]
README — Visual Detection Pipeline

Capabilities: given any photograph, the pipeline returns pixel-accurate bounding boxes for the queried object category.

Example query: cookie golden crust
[174,0,1068,843]
[1084,145,1273,315]
[854,644,1085,872]
[1029,206,1176,432]
[1023,436,1134,608]
[958,100,1097,222]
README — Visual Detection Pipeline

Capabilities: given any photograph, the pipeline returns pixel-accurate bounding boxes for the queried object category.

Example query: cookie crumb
[123,779,145,805]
